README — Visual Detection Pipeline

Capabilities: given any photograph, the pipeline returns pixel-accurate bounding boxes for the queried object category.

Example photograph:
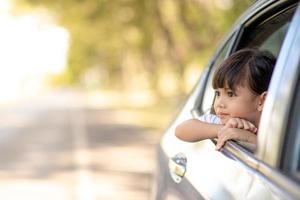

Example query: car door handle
[169,153,187,183]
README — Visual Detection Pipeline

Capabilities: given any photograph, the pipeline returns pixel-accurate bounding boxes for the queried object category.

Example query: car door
[161,0,299,199]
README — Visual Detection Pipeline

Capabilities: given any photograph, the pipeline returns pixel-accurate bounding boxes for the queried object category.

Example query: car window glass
[200,37,233,114]
[259,23,290,56]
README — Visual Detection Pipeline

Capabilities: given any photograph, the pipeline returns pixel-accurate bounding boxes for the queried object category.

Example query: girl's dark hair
[212,48,276,95]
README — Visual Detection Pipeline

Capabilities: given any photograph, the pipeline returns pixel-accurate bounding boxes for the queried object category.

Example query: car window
[200,6,296,116]
[281,74,300,183]
[197,3,298,152]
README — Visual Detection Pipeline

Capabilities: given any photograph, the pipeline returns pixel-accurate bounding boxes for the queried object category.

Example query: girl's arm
[175,119,222,142]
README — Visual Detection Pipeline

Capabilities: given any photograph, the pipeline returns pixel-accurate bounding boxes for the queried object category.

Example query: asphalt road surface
[0,90,159,200]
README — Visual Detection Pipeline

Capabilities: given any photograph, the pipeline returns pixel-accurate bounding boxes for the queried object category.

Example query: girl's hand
[216,127,257,150]
[216,117,257,151]
[224,118,257,133]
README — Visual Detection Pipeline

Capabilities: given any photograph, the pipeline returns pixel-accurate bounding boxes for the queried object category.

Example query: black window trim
[235,1,298,52]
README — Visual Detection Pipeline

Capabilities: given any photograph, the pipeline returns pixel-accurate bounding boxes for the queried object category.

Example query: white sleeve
[198,114,221,124]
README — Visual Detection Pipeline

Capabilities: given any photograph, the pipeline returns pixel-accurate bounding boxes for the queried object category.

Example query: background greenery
[14,0,252,129]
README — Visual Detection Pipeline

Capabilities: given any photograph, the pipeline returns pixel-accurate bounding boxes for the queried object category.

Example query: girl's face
[213,85,265,126]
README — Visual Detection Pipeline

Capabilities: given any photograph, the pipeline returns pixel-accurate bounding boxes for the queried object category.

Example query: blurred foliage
[15,0,252,97]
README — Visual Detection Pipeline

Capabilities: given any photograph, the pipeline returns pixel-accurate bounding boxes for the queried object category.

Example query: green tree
[16,0,252,96]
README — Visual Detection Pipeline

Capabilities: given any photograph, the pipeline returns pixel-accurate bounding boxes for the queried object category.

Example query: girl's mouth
[217,113,229,124]
[217,113,229,119]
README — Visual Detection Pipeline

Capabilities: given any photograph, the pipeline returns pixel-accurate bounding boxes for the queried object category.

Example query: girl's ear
[258,91,267,112]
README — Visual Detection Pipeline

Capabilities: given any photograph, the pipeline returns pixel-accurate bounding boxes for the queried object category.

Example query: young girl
[175,48,276,150]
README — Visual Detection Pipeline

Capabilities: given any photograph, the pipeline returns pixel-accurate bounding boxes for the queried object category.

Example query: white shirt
[198,114,222,124]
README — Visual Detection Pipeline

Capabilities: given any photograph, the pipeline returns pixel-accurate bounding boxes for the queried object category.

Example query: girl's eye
[227,91,235,97]
[215,91,220,97]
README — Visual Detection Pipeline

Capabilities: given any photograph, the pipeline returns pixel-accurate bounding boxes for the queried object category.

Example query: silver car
[153,0,300,199]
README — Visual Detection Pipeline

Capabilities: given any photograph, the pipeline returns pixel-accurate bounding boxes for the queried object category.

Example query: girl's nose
[218,103,225,108]
[215,97,225,109]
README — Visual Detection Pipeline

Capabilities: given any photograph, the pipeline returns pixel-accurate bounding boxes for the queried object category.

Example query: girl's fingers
[243,120,257,133]
[227,118,258,133]
[234,118,243,129]
[216,128,229,150]
[249,124,257,133]
[225,118,237,128]
[216,140,224,150]
[216,127,258,151]
[242,120,250,130]
[216,128,242,150]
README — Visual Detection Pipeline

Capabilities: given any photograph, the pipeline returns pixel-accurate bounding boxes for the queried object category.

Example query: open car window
[198,3,297,152]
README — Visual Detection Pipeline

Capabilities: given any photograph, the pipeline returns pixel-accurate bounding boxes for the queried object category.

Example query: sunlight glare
[0,0,69,102]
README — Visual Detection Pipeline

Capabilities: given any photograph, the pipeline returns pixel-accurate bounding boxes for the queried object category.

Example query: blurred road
[0,90,159,200]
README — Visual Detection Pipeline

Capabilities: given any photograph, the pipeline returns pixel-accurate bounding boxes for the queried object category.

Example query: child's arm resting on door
[175,119,222,142]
